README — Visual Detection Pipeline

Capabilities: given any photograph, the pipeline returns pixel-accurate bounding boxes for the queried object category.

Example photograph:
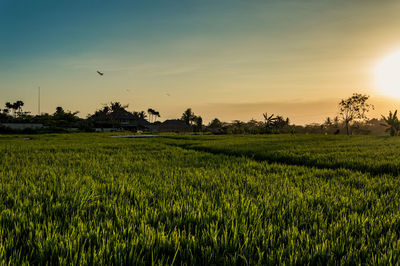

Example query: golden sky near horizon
[1,1,400,124]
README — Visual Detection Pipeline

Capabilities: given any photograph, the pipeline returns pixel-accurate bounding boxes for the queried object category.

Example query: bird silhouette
[97,71,104,76]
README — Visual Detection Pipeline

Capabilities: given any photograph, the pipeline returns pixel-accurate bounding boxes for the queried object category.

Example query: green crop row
[0,134,400,264]
[162,134,400,176]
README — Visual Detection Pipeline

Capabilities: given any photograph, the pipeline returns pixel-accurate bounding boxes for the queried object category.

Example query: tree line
[0,93,399,135]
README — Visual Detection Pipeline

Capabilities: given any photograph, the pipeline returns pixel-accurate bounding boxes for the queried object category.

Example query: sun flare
[375,50,400,98]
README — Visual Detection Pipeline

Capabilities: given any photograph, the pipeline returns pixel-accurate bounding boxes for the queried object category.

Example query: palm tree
[147,108,155,122]
[138,111,147,120]
[5,102,15,117]
[110,102,128,112]
[14,100,24,115]
[5,101,24,117]
[194,116,203,132]
[181,108,195,126]
[381,110,400,136]
[153,111,160,122]
[263,112,276,131]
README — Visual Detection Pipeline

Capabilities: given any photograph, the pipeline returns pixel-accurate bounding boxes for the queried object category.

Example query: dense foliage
[0,97,392,135]
[1,134,400,264]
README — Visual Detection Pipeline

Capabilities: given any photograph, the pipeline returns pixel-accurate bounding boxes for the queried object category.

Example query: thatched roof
[160,119,191,132]
[161,119,187,126]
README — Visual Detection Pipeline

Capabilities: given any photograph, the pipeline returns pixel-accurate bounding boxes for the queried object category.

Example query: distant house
[109,109,136,124]
[121,118,151,132]
[159,120,191,132]
[90,109,153,132]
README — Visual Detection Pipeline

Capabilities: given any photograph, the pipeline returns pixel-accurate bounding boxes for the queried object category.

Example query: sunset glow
[375,50,400,98]
[1,1,400,124]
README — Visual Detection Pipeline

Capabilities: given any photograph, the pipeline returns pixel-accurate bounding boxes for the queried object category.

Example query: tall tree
[54,106,65,116]
[5,101,24,117]
[263,112,277,132]
[138,111,147,120]
[5,102,15,117]
[194,116,203,132]
[339,93,374,135]
[153,111,160,122]
[209,118,222,129]
[14,100,24,115]
[110,102,128,112]
[147,108,155,122]
[381,110,400,136]
[181,108,195,126]
[324,117,332,127]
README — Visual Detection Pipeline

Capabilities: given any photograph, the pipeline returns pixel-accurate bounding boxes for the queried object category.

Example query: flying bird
[97,71,104,76]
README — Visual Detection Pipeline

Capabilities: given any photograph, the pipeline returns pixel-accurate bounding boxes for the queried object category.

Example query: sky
[1,0,400,124]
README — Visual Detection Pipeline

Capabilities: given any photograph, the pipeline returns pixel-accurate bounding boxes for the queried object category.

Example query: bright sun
[375,50,400,98]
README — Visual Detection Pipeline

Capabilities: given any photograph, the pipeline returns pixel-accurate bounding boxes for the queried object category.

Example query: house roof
[109,109,136,120]
[161,119,187,126]
[127,118,151,127]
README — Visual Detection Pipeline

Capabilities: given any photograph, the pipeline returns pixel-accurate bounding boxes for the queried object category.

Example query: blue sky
[1,0,400,124]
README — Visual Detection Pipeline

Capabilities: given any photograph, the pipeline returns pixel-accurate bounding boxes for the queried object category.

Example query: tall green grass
[1,133,400,264]
[163,134,400,175]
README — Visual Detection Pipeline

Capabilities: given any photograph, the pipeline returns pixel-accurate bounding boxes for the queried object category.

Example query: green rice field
[1,133,400,264]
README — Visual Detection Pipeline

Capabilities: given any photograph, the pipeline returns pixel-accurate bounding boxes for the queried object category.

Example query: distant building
[90,109,153,132]
[121,118,152,132]
[159,120,191,132]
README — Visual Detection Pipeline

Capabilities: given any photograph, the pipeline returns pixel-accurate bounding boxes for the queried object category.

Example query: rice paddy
[1,133,400,264]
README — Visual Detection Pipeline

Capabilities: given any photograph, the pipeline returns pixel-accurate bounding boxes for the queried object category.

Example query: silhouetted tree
[231,120,245,134]
[208,118,224,134]
[324,117,332,127]
[181,108,195,126]
[54,106,65,116]
[333,116,340,128]
[194,116,203,132]
[381,110,400,136]
[138,111,147,120]
[89,102,131,128]
[110,102,128,112]
[51,106,80,127]
[5,101,24,117]
[263,112,276,132]
[14,100,24,115]
[209,118,222,128]
[147,108,156,122]
[5,102,13,110]
[102,106,110,114]
[245,119,263,134]
[339,93,373,135]
[272,116,288,130]
[5,102,15,117]
[153,111,160,122]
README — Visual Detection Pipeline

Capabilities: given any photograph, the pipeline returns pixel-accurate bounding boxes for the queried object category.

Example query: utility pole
[38,87,41,115]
